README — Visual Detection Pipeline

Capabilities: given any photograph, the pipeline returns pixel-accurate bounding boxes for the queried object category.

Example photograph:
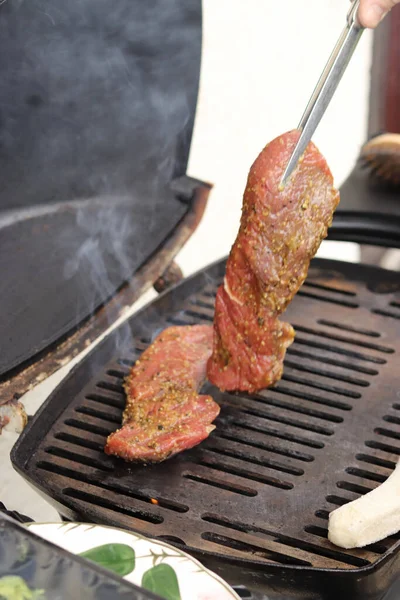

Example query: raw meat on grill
[207,130,340,393]
[105,325,219,463]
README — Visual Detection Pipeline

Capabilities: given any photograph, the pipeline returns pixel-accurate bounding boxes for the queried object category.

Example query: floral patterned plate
[26,523,240,600]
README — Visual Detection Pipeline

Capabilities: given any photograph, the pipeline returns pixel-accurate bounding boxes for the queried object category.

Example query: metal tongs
[281,0,364,187]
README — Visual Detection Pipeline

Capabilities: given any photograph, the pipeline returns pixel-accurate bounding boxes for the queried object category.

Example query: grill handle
[329,213,400,249]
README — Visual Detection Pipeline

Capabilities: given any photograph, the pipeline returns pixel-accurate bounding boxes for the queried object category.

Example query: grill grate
[11,258,400,597]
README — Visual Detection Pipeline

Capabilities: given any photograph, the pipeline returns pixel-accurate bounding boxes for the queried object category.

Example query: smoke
[62,196,144,356]
[54,190,186,360]
[63,198,134,285]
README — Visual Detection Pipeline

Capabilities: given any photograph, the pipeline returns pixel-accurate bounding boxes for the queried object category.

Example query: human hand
[358,0,399,28]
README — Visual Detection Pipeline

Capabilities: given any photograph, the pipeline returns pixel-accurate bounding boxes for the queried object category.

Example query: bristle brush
[360,133,400,187]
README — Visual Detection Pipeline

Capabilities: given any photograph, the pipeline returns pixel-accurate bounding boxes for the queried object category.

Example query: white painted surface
[181,0,371,274]
[1,0,372,521]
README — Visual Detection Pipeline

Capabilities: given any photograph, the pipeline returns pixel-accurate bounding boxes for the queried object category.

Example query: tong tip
[279,133,303,189]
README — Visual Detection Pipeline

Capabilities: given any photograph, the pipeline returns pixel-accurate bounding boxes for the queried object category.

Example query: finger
[358,0,394,28]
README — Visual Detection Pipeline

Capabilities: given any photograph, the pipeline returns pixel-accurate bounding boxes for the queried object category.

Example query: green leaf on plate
[141,564,181,600]
[79,543,136,576]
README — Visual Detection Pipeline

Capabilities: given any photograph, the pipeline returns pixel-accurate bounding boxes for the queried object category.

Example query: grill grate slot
[54,432,103,452]
[284,360,370,387]
[294,336,387,364]
[201,532,311,566]
[202,287,219,299]
[196,455,294,490]
[189,297,215,310]
[231,420,325,449]
[64,418,113,437]
[166,316,192,327]
[304,526,387,555]
[63,488,164,524]
[293,325,394,354]
[96,380,124,393]
[201,514,371,567]
[203,445,305,476]
[75,405,122,424]
[117,358,136,368]
[248,393,344,423]
[296,290,359,308]
[185,308,213,322]
[282,373,362,399]
[337,481,374,495]
[375,428,400,441]
[156,536,186,545]
[356,453,396,470]
[286,347,379,375]
[365,440,400,456]
[345,467,387,483]
[372,309,400,320]
[214,431,315,463]
[36,461,189,513]
[182,473,257,497]
[315,509,330,520]
[271,384,352,411]
[85,393,125,410]
[317,319,381,338]
[301,281,357,297]
[383,415,400,425]
[237,407,334,436]
[106,368,128,379]
[44,446,113,471]
[326,495,352,506]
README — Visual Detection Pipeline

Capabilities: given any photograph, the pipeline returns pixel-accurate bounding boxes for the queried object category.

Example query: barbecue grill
[11,250,400,600]
[2,1,400,599]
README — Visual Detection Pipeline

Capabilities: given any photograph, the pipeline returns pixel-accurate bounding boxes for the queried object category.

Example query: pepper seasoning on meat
[105,325,219,463]
[207,130,340,393]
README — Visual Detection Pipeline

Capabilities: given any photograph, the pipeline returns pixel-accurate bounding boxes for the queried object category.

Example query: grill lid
[0,0,201,211]
[12,256,400,599]
[0,0,204,383]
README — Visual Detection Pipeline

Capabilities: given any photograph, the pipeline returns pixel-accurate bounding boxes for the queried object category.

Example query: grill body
[12,257,400,599]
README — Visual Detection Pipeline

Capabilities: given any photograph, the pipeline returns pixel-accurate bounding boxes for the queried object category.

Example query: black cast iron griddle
[12,256,400,600]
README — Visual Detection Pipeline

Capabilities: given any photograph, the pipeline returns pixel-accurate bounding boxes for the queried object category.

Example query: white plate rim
[25,521,241,599]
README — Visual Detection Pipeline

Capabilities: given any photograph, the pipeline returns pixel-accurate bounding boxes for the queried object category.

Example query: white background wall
[180,0,373,274]
[1,0,374,521]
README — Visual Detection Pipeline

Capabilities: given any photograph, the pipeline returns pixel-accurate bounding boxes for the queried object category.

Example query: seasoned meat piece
[207,130,340,393]
[105,325,219,463]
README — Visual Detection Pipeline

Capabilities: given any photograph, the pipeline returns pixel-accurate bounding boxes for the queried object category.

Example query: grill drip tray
[12,258,400,599]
